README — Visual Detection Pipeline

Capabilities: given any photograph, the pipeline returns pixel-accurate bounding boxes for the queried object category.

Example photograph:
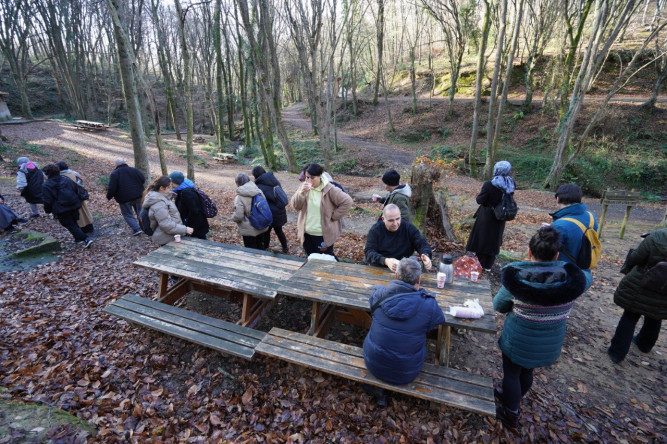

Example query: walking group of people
[6,155,664,430]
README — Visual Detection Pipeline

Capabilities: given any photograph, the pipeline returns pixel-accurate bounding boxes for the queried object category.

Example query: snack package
[453,254,482,279]
[449,299,484,319]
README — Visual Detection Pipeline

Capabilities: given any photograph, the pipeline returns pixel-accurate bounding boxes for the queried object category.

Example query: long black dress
[465,181,506,269]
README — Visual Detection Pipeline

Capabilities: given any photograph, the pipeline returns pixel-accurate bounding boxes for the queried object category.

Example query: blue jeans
[118,198,141,232]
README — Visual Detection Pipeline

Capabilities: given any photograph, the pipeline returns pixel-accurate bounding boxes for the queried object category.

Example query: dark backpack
[273,185,289,208]
[248,193,273,230]
[195,188,218,218]
[493,192,518,221]
[139,208,154,236]
[640,261,667,292]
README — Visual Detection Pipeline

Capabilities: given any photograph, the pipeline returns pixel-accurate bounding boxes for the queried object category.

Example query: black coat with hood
[253,171,288,227]
[466,181,506,256]
[174,187,209,239]
[42,175,82,215]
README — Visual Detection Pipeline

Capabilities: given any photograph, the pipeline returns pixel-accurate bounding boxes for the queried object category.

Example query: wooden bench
[213,152,235,163]
[598,189,641,239]
[256,328,495,416]
[73,120,109,131]
[104,294,266,359]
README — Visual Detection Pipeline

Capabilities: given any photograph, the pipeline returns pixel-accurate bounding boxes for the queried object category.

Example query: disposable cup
[437,272,446,288]
[174,234,181,243]
[470,271,479,282]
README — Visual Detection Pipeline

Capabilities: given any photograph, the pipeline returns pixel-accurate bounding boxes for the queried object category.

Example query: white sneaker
[132,230,143,236]
[84,238,93,248]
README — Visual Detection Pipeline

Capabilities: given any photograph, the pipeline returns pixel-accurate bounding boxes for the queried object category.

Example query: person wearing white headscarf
[465,161,516,270]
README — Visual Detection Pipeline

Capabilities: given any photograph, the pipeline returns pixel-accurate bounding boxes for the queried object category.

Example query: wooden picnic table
[133,237,305,327]
[74,120,109,131]
[277,260,495,366]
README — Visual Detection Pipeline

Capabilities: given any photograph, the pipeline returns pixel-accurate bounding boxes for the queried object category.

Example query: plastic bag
[449,299,484,319]
[454,254,482,279]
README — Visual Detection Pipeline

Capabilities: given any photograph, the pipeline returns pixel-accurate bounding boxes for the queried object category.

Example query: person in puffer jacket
[363,257,445,394]
[16,156,44,217]
[371,169,413,223]
[493,226,586,429]
[168,171,209,240]
[142,176,193,246]
[231,173,268,249]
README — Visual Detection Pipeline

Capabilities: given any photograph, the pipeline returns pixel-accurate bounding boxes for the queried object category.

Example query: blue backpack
[248,193,273,230]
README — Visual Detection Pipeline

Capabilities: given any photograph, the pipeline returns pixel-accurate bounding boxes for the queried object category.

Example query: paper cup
[470,271,479,282]
[437,272,446,288]
[174,234,181,243]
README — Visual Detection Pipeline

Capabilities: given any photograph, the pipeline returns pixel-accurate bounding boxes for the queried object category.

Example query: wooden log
[620,205,633,240]
[598,204,609,238]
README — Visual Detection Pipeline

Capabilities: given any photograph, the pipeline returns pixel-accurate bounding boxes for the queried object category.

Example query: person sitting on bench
[362,257,445,405]
[364,204,433,272]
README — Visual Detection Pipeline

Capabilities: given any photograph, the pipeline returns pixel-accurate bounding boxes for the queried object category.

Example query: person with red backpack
[550,184,599,291]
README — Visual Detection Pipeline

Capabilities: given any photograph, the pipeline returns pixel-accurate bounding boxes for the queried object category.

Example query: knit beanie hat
[56,161,69,171]
[168,171,185,185]
[382,169,400,186]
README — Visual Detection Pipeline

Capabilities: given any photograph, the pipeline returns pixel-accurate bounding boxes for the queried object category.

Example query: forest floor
[0,118,665,442]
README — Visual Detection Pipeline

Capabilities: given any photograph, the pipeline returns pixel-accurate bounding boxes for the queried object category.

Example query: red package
[453,254,482,279]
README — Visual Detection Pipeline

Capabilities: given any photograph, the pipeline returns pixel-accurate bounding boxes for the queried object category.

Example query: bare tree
[545,0,641,188]
[522,0,558,112]
[468,0,491,177]
[0,0,34,119]
[174,0,196,180]
[372,0,385,106]
[106,0,150,181]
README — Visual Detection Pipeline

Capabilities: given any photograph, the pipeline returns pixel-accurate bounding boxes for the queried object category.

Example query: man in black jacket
[42,164,92,248]
[106,158,145,235]
[365,204,433,272]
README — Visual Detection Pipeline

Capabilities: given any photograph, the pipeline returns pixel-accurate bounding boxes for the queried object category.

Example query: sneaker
[83,238,93,249]
[132,230,143,236]
[16,218,29,224]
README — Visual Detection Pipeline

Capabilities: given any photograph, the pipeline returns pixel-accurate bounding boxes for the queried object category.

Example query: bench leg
[238,294,272,327]
[308,302,336,337]
[158,273,169,298]
[159,278,191,305]
[436,325,451,367]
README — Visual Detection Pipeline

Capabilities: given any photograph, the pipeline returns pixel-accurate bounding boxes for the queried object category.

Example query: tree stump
[410,163,457,242]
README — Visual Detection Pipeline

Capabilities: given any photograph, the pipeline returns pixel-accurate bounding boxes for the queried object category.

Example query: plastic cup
[437,272,446,288]
[470,271,479,282]
[174,234,181,243]
[371,195,378,202]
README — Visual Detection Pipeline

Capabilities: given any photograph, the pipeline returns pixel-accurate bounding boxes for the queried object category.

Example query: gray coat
[142,191,188,246]
[232,181,268,237]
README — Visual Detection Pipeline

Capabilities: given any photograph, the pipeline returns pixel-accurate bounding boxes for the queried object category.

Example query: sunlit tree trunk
[174,0,195,180]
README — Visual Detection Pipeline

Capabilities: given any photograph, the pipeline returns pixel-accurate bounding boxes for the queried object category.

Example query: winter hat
[382,169,400,187]
[56,161,69,171]
[168,171,185,185]
[16,157,29,166]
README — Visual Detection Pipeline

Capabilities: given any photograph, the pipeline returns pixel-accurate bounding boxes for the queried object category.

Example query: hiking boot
[607,346,623,364]
[83,238,93,249]
[632,335,652,354]
[132,230,143,236]
[361,383,388,407]
[496,405,520,429]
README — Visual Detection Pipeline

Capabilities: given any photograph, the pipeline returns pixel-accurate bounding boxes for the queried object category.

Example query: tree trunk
[483,0,508,179]
[106,0,149,182]
[174,0,195,181]
[486,0,525,179]
[214,0,225,150]
[469,0,491,178]
[373,0,384,106]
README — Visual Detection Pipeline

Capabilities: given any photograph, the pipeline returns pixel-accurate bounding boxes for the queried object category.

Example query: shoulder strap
[561,216,586,233]
[587,211,594,229]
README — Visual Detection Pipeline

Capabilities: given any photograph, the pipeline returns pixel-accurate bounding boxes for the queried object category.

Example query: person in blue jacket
[362,257,445,405]
[493,226,586,429]
[550,184,598,290]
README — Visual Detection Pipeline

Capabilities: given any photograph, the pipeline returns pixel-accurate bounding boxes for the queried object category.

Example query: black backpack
[195,188,218,218]
[493,192,518,221]
[139,208,154,235]
[273,185,289,208]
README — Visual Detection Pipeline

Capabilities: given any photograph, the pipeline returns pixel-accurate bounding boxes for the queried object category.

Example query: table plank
[134,238,305,299]
[278,260,495,333]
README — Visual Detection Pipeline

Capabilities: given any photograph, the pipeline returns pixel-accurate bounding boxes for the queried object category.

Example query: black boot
[496,405,520,429]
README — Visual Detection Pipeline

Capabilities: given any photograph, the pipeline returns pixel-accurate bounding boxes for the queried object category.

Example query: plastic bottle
[439,254,454,284]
